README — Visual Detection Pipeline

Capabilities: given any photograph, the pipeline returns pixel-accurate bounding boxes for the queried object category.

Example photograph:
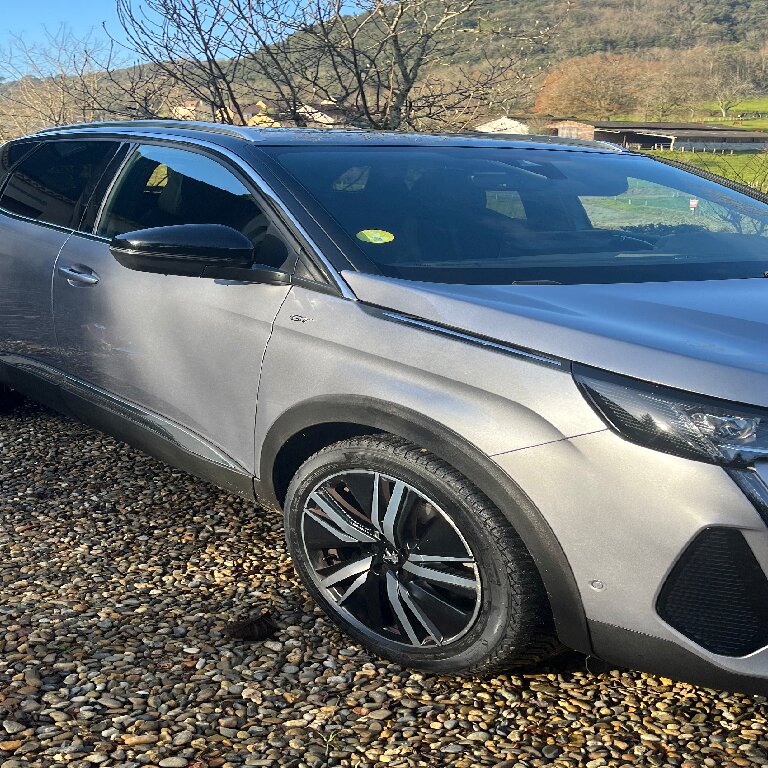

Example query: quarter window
[97,145,270,250]
[0,141,38,189]
[0,141,120,228]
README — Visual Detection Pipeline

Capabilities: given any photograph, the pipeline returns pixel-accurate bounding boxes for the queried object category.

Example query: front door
[53,143,295,472]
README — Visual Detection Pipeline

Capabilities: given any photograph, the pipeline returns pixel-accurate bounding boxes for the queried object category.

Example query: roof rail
[32,119,261,141]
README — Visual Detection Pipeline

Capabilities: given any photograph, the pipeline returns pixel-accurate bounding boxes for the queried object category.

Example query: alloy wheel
[300,470,482,647]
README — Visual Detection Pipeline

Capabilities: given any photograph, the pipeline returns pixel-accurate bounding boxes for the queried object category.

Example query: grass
[595,97,768,130]
[643,149,768,192]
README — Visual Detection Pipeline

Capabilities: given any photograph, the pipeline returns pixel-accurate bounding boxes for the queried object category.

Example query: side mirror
[110,224,291,284]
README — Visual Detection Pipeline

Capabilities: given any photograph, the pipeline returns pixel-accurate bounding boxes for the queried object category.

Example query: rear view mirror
[110,224,291,284]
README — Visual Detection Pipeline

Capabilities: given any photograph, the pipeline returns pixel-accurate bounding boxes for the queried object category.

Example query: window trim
[0,138,124,234]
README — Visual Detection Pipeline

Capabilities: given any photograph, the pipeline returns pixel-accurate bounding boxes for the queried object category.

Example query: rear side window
[0,141,38,189]
[0,140,120,228]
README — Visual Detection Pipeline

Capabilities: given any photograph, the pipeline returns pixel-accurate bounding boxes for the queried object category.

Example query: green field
[609,97,768,130]
[700,96,768,130]
[643,149,768,193]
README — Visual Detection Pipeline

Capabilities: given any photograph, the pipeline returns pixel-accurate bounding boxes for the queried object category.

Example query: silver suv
[2,121,768,694]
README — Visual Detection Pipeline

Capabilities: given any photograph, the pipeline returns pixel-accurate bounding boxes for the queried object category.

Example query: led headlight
[573,364,768,467]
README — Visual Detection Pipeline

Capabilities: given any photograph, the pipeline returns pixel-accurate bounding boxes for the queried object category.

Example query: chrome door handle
[58,265,100,286]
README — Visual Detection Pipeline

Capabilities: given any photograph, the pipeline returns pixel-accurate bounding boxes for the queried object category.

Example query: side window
[0,141,120,228]
[97,144,274,256]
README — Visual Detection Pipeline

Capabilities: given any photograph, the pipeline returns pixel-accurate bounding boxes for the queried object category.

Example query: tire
[284,434,559,675]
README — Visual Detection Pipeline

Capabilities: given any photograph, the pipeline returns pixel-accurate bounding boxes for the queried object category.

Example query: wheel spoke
[320,554,374,588]
[364,568,386,629]
[370,472,382,535]
[382,480,406,547]
[412,514,468,558]
[401,561,478,593]
[341,473,375,520]
[304,512,362,548]
[407,580,474,636]
[407,554,475,564]
[308,492,378,544]
[305,510,362,545]
[386,571,420,645]
[398,582,444,645]
[337,570,369,604]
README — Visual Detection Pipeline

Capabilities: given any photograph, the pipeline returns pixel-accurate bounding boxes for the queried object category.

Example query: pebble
[0,402,766,768]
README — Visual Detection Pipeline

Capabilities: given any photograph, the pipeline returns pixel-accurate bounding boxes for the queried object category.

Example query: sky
[0,1,123,46]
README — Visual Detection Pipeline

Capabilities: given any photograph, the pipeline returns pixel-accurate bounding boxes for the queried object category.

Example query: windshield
[263,145,768,285]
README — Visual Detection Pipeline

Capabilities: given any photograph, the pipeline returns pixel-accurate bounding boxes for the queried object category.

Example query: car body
[2,120,768,693]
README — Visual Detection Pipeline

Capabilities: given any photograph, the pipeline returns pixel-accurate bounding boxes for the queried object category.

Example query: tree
[112,0,566,131]
[695,45,755,117]
[534,53,643,118]
[0,26,178,139]
[636,52,698,122]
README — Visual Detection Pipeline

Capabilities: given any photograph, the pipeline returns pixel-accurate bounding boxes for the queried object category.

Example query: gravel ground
[1,401,768,768]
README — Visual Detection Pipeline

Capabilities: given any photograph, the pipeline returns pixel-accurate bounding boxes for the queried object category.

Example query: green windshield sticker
[356,229,395,244]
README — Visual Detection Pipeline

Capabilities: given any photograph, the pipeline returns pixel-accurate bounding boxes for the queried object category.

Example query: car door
[0,139,122,370]
[53,141,296,475]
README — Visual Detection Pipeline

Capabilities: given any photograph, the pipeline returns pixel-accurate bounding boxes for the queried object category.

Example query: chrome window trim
[373,307,564,368]
[0,206,74,235]
[33,127,357,300]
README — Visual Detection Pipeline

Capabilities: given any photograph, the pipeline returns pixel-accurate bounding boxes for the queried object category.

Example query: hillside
[3,0,768,139]
[496,0,768,58]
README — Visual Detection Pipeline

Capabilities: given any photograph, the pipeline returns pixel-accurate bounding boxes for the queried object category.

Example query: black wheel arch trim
[256,395,592,654]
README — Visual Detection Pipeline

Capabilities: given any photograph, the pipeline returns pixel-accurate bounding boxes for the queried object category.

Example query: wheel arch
[256,395,592,654]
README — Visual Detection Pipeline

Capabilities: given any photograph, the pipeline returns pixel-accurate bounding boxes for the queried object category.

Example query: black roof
[30,119,626,153]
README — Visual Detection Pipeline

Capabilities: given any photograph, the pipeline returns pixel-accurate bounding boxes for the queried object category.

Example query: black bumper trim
[589,620,768,697]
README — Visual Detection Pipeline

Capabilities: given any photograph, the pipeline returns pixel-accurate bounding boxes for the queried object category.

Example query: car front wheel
[284,434,558,675]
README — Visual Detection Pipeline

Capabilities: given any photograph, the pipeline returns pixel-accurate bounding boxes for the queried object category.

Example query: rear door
[53,141,296,473]
[0,139,122,370]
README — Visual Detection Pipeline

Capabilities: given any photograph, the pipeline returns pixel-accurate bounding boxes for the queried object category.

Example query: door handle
[58,265,100,286]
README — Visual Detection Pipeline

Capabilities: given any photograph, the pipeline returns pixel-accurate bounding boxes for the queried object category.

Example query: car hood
[342,271,768,408]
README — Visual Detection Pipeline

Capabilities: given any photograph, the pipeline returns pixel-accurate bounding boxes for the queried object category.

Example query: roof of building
[592,121,755,131]
[555,119,768,139]
[596,126,768,140]
[30,120,628,152]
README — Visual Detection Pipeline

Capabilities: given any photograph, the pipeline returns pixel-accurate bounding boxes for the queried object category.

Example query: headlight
[573,364,768,467]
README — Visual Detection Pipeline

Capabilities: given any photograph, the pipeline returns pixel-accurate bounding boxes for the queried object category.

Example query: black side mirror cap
[110,224,290,285]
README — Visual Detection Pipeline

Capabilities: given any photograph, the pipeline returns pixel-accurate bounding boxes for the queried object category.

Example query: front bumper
[493,429,768,695]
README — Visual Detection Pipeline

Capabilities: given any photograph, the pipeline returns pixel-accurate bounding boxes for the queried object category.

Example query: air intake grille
[657,528,768,657]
